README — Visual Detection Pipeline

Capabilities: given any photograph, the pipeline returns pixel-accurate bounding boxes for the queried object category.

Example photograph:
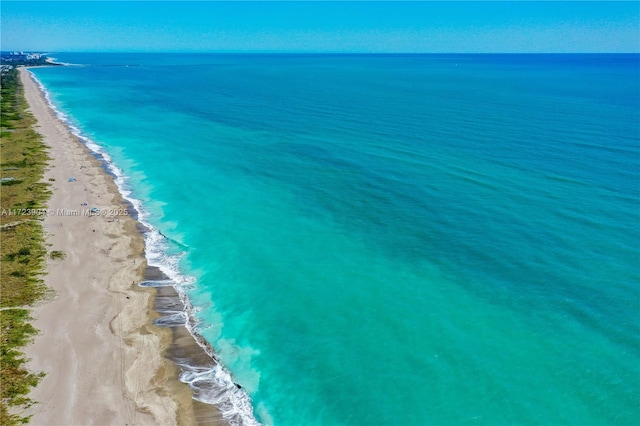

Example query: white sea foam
[153,312,187,327]
[179,363,260,426]
[44,56,86,67]
[28,69,261,426]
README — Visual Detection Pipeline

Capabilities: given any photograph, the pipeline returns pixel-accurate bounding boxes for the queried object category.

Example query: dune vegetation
[1,67,51,425]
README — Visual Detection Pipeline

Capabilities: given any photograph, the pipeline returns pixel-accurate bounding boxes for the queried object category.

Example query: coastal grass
[0,68,51,425]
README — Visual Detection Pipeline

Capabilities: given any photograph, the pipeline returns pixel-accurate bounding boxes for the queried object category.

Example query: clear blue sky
[2,1,639,53]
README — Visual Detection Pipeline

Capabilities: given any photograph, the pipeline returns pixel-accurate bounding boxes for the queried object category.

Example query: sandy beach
[19,67,211,425]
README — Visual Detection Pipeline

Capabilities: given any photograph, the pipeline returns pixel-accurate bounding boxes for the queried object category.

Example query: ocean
[31,53,639,425]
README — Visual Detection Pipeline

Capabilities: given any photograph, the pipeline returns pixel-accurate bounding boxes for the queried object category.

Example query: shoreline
[19,67,225,425]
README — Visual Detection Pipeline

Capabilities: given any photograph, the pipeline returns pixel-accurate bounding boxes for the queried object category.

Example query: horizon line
[4,50,640,55]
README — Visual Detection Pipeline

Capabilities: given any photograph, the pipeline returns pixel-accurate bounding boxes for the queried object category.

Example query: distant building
[0,51,50,66]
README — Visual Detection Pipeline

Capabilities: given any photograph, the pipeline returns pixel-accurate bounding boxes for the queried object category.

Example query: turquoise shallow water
[32,54,639,425]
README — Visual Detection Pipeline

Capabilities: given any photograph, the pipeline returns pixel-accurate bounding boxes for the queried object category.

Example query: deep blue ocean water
[32,53,639,425]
